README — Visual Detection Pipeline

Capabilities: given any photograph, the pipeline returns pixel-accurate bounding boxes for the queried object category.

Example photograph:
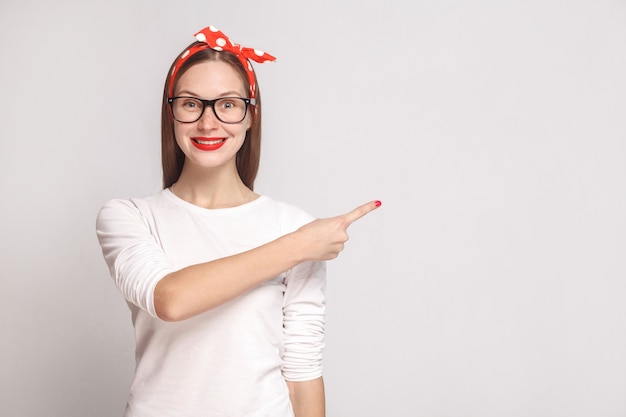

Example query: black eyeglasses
[168,96,255,124]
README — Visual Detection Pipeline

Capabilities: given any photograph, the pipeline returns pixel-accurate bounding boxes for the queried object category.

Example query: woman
[96,25,380,417]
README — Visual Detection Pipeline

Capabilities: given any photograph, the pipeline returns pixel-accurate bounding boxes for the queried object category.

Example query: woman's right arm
[153,200,380,321]
[97,198,379,322]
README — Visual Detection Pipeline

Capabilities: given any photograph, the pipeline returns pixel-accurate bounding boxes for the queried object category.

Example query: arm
[287,377,326,417]
[97,198,380,321]
[154,200,380,321]
[281,256,326,416]
[155,231,307,321]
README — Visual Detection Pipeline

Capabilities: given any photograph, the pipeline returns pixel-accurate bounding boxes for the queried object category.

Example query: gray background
[1,1,625,416]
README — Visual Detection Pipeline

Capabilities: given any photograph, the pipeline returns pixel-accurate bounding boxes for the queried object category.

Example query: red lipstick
[191,137,226,151]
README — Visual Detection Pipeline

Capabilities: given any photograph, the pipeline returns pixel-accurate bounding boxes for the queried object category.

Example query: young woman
[96,25,380,417]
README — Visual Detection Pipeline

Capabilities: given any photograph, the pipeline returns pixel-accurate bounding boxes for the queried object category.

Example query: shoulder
[96,190,168,228]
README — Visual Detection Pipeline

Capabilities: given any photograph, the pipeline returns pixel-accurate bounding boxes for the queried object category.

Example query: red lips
[191,137,226,151]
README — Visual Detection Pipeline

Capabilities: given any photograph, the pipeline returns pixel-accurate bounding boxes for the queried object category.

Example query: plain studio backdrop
[1,1,625,416]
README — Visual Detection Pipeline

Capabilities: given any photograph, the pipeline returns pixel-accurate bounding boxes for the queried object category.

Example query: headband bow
[169,25,276,98]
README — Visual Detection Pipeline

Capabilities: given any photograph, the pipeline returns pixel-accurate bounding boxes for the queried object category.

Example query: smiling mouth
[193,138,225,145]
[190,137,227,151]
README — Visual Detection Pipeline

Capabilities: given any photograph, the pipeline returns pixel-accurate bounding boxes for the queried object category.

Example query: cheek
[173,124,180,139]
[228,127,248,143]
[173,123,189,144]
[227,120,250,139]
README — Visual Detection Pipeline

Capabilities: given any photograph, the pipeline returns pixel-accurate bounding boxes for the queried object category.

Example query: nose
[197,106,220,130]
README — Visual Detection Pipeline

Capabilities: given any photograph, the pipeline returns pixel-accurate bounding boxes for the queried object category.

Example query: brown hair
[161,44,263,190]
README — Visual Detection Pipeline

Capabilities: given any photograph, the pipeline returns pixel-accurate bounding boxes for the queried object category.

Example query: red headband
[169,25,276,98]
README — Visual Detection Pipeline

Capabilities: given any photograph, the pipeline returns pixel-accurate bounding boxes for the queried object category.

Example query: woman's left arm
[287,377,326,417]
[282,258,326,416]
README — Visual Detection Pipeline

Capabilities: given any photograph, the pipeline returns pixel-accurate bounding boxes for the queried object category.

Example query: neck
[172,164,257,209]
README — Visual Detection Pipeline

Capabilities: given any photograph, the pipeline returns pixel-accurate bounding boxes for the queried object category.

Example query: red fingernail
[375,200,382,207]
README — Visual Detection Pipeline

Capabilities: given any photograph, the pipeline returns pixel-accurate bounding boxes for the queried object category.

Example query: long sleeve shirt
[96,189,326,417]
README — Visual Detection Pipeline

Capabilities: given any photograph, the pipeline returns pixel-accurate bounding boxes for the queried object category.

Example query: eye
[181,98,201,109]
[217,98,242,111]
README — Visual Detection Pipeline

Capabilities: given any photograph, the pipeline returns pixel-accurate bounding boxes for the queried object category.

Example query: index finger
[341,200,382,226]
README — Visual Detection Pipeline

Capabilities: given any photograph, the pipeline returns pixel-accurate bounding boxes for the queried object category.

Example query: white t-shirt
[96,189,326,417]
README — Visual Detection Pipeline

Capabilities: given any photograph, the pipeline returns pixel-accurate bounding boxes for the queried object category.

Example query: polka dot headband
[169,25,276,98]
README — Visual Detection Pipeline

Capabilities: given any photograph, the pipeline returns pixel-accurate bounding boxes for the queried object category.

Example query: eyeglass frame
[167,96,256,124]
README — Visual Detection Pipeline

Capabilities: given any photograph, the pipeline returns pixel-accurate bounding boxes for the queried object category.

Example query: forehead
[175,61,247,97]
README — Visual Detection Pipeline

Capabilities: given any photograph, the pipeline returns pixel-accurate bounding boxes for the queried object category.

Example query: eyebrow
[175,90,246,98]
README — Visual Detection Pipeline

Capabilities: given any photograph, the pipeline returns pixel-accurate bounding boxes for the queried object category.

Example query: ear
[246,107,255,130]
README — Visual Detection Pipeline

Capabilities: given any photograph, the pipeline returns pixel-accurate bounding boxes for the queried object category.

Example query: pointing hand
[295,200,382,261]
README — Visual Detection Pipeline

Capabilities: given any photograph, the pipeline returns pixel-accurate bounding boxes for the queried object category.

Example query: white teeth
[196,139,224,145]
